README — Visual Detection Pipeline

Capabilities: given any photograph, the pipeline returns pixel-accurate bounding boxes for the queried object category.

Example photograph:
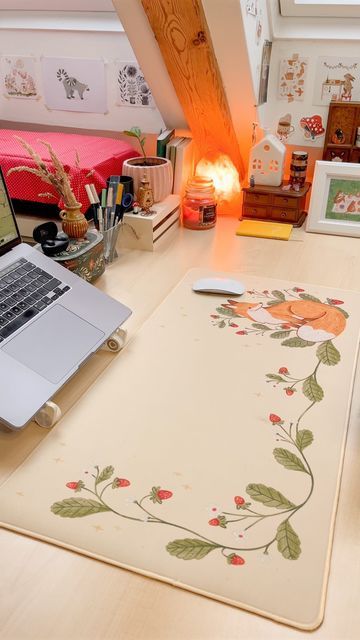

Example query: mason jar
[182,176,217,230]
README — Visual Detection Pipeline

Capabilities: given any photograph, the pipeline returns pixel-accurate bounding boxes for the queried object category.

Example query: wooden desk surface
[1,218,359,640]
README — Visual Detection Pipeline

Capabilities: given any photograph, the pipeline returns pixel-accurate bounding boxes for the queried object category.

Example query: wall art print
[246,0,258,16]
[258,40,272,106]
[1,55,39,99]
[41,57,107,114]
[50,287,349,568]
[278,53,308,103]
[116,61,154,108]
[299,114,325,142]
[313,57,360,106]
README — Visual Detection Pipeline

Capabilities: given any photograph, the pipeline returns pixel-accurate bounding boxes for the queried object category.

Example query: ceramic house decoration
[249,131,286,186]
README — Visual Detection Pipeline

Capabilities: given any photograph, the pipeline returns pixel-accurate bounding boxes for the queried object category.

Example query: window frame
[279,0,360,18]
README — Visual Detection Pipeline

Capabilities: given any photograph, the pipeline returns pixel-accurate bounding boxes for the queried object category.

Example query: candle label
[201,204,217,224]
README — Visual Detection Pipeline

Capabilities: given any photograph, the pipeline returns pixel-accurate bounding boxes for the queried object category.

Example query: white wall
[262,40,360,149]
[0,18,166,135]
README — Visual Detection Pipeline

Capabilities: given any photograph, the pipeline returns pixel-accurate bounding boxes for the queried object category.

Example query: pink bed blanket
[0,129,139,213]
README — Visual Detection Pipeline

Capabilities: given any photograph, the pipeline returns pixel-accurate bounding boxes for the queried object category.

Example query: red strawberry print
[236,330,247,335]
[328,299,344,306]
[281,324,292,329]
[150,486,173,504]
[210,314,219,318]
[293,287,305,293]
[229,323,239,328]
[234,496,245,506]
[269,413,282,424]
[227,553,245,566]
[278,367,289,375]
[208,515,227,528]
[285,388,295,396]
[157,489,173,500]
[112,477,131,488]
[66,480,84,492]
[209,518,220,526]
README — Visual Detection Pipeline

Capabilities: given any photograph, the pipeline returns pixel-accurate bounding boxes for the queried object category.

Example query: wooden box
[242,182,311,227]
[118,195,180,251]
[323,102,360,163]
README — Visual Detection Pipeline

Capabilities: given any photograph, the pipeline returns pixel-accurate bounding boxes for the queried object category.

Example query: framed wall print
[306,161,360,237]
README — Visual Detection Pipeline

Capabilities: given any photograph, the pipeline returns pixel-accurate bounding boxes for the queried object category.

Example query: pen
[115,183,124,223]
[85,183,98,224]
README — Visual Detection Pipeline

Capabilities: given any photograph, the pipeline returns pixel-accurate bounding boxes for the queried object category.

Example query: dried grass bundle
[7,136,79,208]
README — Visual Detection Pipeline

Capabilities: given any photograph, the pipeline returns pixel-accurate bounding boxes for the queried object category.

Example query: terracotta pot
[59,204,88,239]
[122,156,173,203]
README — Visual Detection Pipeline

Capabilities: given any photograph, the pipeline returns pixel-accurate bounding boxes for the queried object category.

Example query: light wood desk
[0,217,359,640]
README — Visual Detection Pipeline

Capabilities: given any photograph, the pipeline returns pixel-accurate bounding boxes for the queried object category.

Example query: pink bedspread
[0,129,139,213]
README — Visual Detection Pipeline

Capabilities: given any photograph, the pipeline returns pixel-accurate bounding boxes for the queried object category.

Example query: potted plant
[122,127,173,203]
[7,136,88,238]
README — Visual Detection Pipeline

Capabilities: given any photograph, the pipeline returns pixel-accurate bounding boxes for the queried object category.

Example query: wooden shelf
[323,103,360,163]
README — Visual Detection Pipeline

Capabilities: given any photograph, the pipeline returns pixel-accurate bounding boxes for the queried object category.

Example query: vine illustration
[50,287,348,567]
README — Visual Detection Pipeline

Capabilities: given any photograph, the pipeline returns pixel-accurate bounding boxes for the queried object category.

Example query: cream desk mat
[1,269,359,630]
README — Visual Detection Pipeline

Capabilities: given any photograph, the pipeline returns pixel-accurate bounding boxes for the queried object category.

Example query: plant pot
[122,156,173,203]
[59,204,89,239]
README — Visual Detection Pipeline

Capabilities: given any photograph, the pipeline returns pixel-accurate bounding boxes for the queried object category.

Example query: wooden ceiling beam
[141,0,244,177]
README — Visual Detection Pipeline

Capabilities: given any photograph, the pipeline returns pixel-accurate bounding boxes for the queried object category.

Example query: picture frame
[258,40,272,106]
[306,160,360,237]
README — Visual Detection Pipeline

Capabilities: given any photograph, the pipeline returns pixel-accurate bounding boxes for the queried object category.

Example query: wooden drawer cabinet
[242,183,311,227]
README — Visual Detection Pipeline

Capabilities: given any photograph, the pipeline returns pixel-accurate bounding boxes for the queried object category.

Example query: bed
[0,129,139,214]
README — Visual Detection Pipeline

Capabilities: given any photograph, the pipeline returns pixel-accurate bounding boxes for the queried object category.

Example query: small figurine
[250,174,255,188]
[138,174,155,216]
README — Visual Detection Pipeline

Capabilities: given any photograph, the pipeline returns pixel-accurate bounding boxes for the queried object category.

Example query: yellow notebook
[236,219,293,240]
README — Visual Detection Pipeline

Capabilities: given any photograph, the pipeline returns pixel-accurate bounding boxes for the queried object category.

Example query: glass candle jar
[182,176,217,230]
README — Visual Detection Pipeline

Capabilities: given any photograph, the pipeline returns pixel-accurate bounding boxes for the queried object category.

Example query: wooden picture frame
[306,160,360,237]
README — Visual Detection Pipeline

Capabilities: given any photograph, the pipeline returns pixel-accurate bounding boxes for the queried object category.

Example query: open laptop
[0,167,131,430]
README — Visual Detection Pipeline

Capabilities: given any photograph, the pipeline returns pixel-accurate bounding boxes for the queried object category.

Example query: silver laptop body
[0,167,131,430]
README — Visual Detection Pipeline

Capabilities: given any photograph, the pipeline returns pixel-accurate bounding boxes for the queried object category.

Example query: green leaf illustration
[298,293,321,303]
[276,520,301,560]
[219,320,226,328]
[296,429,314,451]
[271,290,285,300]
[270,330,292,339]
[266,373,286,382]
[96,465,115,485]
[266,300,281,306]
[51,498,110,518]
[246,483,295,509]
[282,337,315,348]
[303,374,324,402]
[216,306,235,317]
[166,538,218,560]
[252,323,271,331]
[316,341,340,366]
[273,448,308,473]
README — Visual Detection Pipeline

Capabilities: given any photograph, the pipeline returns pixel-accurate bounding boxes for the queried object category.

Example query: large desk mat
[1,269,359,630]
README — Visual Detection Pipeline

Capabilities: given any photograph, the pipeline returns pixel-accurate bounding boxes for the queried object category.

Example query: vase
[122,156,173,203]
[59,204,88,239]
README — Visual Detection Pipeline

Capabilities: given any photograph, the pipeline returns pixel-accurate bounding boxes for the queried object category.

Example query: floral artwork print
[2,56,38,99]
[51,286,348,567]
[116,62,153,107]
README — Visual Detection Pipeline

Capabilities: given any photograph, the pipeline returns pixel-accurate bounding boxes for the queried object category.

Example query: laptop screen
[0,166,21,255]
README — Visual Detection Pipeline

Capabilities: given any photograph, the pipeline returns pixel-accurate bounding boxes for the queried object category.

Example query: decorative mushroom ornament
[300,115,325,141]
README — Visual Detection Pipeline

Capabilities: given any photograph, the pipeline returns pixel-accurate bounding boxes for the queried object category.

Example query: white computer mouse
[192,277,246,296]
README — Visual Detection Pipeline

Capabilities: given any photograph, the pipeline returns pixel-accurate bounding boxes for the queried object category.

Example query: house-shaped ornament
[249,132,286,187]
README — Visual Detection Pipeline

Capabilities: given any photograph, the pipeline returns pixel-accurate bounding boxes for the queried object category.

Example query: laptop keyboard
[0,258,70,342]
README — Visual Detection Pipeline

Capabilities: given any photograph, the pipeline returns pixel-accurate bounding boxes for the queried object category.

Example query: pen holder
[102,220,122,264]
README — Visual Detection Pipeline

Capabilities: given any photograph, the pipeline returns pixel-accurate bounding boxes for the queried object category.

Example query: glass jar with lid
[182,176,217,230]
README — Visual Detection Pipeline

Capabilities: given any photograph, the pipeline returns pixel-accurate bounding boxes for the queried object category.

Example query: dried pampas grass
[7,136,80,208]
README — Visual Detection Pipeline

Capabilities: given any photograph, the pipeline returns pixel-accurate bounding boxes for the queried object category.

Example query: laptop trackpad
[2,304,105,383]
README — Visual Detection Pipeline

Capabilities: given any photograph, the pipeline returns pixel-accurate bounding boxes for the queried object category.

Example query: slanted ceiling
[113,0,257,178]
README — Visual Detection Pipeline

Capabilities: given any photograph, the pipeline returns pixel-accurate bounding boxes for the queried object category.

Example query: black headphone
[32,221,69,257]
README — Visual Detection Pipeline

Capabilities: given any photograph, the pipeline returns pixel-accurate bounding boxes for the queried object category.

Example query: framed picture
[258,40,272,106]
[306,160,360,237]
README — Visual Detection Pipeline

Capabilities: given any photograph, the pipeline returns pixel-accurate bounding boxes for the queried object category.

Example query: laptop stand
[34,327,127,429]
